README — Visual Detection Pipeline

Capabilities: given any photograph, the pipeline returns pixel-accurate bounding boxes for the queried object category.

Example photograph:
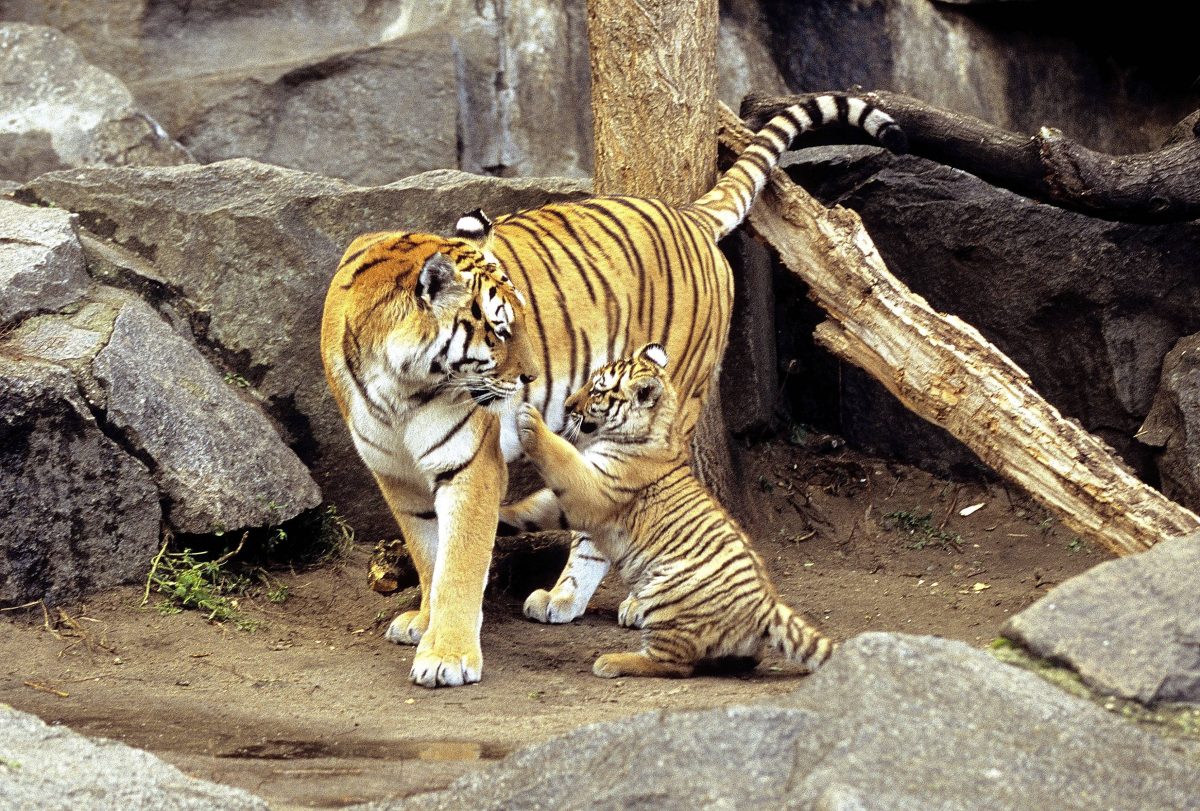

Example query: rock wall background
[2,0,1199,600]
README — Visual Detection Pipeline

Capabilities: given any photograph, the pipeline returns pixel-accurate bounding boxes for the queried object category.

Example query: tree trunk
[587,0,718,202]
[586,0,744,514]
[717,103,1200,556]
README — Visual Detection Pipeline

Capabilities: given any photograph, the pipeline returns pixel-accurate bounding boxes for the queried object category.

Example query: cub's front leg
[515,404,609,527]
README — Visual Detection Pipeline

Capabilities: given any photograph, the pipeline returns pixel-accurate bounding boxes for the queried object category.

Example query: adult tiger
[321,94,905,688]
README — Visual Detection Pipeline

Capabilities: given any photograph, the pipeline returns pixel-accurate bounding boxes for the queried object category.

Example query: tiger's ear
[455,208,493,250]
[632,376,664,409]
[415,253,465,307]
[635,343,669,370]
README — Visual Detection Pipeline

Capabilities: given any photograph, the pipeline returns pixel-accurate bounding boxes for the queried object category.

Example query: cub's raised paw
[523,586,585,624]
[384,610,429,645]
[410,642,482,688]
[617,594,645,629]
[516,403,543,445]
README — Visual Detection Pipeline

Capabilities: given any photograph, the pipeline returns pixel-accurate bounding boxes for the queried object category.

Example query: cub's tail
[689,92,906,240]
[766,603,837,672]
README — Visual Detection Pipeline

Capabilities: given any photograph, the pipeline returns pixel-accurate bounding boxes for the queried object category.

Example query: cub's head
[325,209,539,410]
[563,344,677,446]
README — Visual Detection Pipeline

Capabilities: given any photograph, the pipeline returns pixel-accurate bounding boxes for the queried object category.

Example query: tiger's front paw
[523,585,586,624]
[384,610,429,645]
[617,594,645,629]
[409,637,483,688]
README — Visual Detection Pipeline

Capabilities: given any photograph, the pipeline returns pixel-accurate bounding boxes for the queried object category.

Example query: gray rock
[5,1,594,181]
[453,0,593,179]
[1003,532,1200,704]
[760,0,1196,154]
[0,705,268,811]
[374,634,1200,810]
[0,199,89,327]
[1138,334,1200,511]
[22,160,591,539]
[0,356,159,605]
[91,294,322,534]
[131,32,459,187]
[784,147,1200,478]
[0,23,189,183]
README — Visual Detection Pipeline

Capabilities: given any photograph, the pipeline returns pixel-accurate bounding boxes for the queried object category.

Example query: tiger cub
[501,344,835,678]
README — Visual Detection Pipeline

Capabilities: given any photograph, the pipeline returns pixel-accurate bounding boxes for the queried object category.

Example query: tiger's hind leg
[524,532,611,624]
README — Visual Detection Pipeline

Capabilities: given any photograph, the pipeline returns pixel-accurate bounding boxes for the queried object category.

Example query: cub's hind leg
[592,629,700,679]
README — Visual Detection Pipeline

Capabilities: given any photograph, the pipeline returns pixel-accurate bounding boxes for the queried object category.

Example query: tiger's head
[562,343,678,447]
[331,209,539,411]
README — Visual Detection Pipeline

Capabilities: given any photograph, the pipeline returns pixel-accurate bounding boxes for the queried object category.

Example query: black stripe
[802,98,824,128]
[419,407,477,460]
[835,94,850,126]
[341,319,392,424]
[500,220,579,405]
[493,230,554,414]
[582,200,652,330]
[345,253,391,286]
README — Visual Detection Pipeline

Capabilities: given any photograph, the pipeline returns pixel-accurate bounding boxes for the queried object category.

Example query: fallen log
[719,102,1200,556]
[741,90,1200,223]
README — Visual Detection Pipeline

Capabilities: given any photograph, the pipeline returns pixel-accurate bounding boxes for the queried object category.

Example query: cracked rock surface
[367,634,1200,811]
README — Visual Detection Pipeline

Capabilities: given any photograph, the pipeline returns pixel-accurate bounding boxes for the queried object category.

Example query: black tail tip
[879,123,909,155]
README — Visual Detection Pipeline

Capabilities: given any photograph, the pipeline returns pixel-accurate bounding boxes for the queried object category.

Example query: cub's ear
[415,253,465,307]
[635,343,669,370]
[632,376,664,409]
[455,208,493,249]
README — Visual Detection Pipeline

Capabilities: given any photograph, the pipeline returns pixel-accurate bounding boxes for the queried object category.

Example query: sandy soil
[0,438,1108,809]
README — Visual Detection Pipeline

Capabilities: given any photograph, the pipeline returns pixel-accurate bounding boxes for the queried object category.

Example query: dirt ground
[0,438,1109,809]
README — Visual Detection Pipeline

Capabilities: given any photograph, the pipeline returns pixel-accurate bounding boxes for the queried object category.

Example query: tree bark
[587,0,719,202]
[718,103,1200,556]
[586,0,744,515]
[741,90,1200,223]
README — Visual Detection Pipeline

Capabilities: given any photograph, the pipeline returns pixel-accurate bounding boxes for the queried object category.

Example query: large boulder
[1003,531,1200,704]
[2,1,594,182]
[130,33,459,188]
[4,284,322,536]
[0,356,160,605]
[376,634,1200,810]
[781,146,1200,477]
[92,295,323,535]
[19,161,592,540]
[0,198,88,327]
[0,23,189,183]
[0,705,269,811]
[759,0,1196,154]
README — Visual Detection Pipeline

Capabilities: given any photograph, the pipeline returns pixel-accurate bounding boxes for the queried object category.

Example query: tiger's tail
[689,93,906,240]
[766,603,836,672]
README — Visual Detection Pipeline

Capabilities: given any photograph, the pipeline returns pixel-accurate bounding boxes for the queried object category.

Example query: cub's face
[563,344,671,446]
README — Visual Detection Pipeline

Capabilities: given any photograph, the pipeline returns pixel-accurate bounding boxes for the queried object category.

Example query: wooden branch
[718,102,1200,556]
[740,90,1200,223]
